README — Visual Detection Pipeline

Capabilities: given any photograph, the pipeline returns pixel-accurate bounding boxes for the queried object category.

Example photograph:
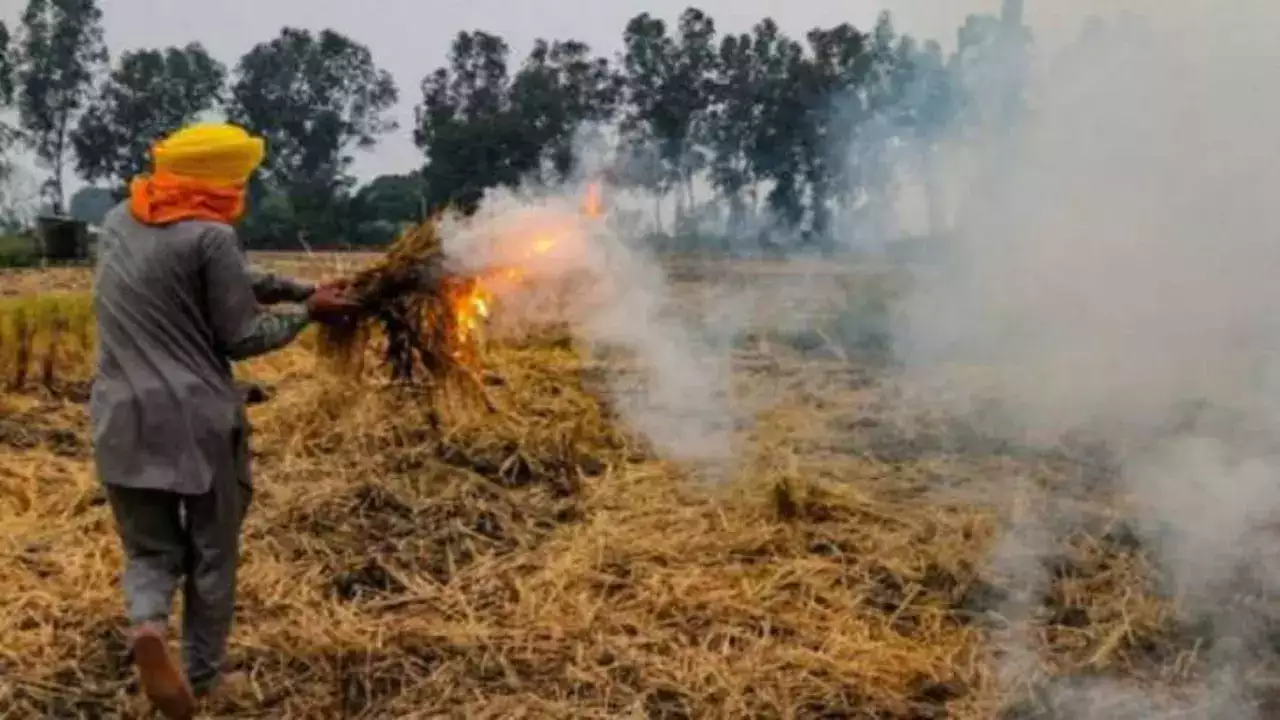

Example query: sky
[0,0,1123,197]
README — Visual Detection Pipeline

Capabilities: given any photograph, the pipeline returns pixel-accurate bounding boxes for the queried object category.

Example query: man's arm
[202,228,312,362]
[224,309,311,361]
[248,267,316,305]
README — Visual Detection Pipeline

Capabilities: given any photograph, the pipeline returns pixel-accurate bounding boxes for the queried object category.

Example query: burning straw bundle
[318,221,495,407]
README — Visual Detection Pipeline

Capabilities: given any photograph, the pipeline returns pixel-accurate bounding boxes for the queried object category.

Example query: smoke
[890,0,1280,715]
[438,176,740,472]
[429,2,1280,708]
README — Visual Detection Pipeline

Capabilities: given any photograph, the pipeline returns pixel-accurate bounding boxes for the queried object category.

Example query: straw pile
[0,262,1272,718]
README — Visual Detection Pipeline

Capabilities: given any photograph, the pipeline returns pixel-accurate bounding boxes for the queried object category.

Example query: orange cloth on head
[127,122,266,226]
[128,171,247,226]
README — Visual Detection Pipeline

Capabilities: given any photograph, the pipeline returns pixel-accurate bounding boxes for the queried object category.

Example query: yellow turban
[150,123,266,186]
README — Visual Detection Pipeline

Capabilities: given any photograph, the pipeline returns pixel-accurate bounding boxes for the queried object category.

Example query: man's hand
[306,283,361,325]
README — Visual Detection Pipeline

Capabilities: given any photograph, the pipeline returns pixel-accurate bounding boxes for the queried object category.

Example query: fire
[583,182,603,218]
[449,280,492,351]
[444,181,605,358]
[532,236,555,254]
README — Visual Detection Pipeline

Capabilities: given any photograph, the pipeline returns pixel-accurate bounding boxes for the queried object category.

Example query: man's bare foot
[131,624,196,720]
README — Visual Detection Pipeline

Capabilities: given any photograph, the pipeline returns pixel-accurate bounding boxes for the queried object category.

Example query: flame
[584,182,603,218]
[444,182,604,359]
[532,235,555,254]
[449,280,492,353]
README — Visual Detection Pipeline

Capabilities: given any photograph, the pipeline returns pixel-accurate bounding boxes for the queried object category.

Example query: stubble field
[0,256,1269,719]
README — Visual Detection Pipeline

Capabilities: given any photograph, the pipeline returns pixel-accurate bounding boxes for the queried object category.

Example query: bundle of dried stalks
[317,222,494,407]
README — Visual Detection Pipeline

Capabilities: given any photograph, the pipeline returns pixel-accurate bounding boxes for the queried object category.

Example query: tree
[348,172,427,245]
[237,180,296,249]
[229,27,398,245]
[667,8,717,217]
[508,39,620,182]
[617,13,676,229]
[72,43,226,190]
[0,22,20,188]
[0,20,24,232]
[707,29,762,234]
[414,31,533,214]
[618,8,718,228]
[0,22,15,107]
[897,38,958,236]
[14,0,107,214]
[799,22,871,245]
[748,20,808,234]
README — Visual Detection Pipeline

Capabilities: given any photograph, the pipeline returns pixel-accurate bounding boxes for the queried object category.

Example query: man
[91,122,357,718]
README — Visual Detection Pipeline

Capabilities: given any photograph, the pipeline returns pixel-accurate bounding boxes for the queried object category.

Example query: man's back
[92,202,245,494]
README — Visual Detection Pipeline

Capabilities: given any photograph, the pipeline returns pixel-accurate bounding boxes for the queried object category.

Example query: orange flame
[445,181,604,358]
[532,235,555,255]
[583,182,603,218]
[447,280,492,361]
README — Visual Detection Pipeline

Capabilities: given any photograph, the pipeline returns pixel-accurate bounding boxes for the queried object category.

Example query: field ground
[0,258,1276,718]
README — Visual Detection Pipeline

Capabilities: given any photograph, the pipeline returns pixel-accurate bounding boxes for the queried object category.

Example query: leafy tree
[414,31,533,214]
[799,22,871,244]
[348,172,426,245]
[71,43,225,190]
[617,13,676,227]
[229,27,398,244]
[667,8,717,214]
[706,29,761,234]
[747,21,808,233]
[238,180,296,249]
[380,7,977,253]
[0,21,15,107]
[898,38,957,236]
[618,8,717,225]
[13,0,107,214]
[0,22,20,187]
[508,39,620,182]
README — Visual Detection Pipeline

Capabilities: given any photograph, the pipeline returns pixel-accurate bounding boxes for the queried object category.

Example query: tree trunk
[50,111,69,215]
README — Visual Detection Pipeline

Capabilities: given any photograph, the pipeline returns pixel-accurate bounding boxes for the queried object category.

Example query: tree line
[0,0,1032,252]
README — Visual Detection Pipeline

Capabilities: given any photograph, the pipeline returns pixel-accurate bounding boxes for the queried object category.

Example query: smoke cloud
[438,179,741,471]
[432,3,1280,710]
[891,1,1280,715]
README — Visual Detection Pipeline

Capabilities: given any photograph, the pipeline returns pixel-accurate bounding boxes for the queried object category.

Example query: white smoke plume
[437,179,740,471]
[891,1,1280,716]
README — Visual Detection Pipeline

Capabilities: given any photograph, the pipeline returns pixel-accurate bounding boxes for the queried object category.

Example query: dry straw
[0,293,95,395]
[0,258,1240,718]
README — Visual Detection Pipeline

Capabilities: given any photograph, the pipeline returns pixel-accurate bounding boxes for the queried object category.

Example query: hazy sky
[0,0,1117,191]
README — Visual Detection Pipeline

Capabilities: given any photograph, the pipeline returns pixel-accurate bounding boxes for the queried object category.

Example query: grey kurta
[91,202,312,495]
[93,201,316,695]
